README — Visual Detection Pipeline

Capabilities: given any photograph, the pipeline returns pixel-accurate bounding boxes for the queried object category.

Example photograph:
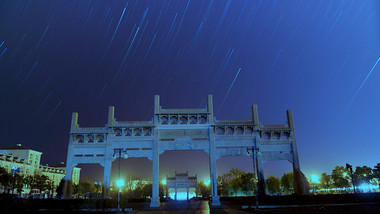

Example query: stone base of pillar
[150,197,160,207]
[211,196,220,206]
[63,180,72,199]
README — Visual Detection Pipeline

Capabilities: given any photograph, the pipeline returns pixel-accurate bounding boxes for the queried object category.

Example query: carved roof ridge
[72,127,108,134]
[214,120,254,125]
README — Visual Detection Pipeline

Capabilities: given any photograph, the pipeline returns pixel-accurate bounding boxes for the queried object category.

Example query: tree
[56,179,65,199]
[230,176,242,196]
[217,174,231,196]
[354,166,373,185]
[281,172,294,194]
[266,175,281,195]
[78,178,96,198]
[229,168,245,177]
[24,174,50,197]
[0,167,12,193]
[240,173,255,196]
[46,179,55,198]
[217,168,250,196]
[142,183,152,198]
[35,174,50,194]
[373,163,380,187]
[331,166,350,188]
[197,181,210,197]
[319,173,332,189]
[14,174,25,195]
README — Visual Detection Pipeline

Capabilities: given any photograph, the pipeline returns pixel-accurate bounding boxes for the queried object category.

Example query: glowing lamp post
[204,179,210,186]
[161,179,166,185]
[11,166,20,194]
[310,174,319,194]
[161,179,167,197]
[94,181,101,199]
[113,149,128,214]
[116,179,125,214]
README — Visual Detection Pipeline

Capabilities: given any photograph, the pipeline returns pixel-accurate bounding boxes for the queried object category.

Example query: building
[0,144,42,175]
[166,171,197,200]
[0,144,81,195]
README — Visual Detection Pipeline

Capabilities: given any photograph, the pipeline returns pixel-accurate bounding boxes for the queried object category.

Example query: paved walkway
[139,201,252,214]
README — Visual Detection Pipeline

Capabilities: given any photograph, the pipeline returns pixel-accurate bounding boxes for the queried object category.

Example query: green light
[161,179,166,185]
[116,179,125,188]
[204,179,210,186]
[310,174,320,183]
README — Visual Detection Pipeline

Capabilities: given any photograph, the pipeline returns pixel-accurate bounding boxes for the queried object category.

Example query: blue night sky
[0,0,379,181]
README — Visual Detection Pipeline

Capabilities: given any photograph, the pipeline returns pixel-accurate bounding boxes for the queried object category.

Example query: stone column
[102,157,112,198]
[256,150,266,195]
[108,106,115,126]
[287,110,305,194]
[150,129,160,207]
[63,112,78,199]
[209,128,220,205]
[207,95,214,123]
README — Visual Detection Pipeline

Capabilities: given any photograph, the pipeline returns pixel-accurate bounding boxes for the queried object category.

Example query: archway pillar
[150,129,160,207]
[256,150,266,196]
[102,157,112,198]
[287,110,307,194]
[209,128,220,206]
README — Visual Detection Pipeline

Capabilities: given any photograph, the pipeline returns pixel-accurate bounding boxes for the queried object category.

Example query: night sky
[0,0,379,182]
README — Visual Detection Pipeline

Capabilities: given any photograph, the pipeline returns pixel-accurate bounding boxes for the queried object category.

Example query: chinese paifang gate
[63,95,307,207]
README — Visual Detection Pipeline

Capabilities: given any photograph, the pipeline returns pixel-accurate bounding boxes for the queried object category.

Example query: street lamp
[11,166,20,195]
[113,149,128,214]
[161,179,166,185]
[94,181,102,199]
[116,179,125,214]
[204,179,210,186]
[310,174,319,194]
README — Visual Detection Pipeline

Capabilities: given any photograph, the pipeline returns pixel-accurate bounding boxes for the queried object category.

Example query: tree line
[314,163,380,191]
[0,166,55,197]
[216,168,300,196]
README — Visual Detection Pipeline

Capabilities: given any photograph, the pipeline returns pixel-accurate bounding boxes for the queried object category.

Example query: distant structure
[166,171,197,200]
[0,144,80,196]
[64,95,305,207]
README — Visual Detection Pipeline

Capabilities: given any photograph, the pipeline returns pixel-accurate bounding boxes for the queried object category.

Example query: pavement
[136,200,380,214]
[138,200,251,213]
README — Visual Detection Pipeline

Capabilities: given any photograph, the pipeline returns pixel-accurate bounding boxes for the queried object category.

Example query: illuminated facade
[63,95,306,207]
[0,144,81,193]
[166,171,197,200]
[0,144,42,174]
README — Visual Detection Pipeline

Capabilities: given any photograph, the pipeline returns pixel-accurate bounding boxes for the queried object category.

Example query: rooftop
[0,144,30,150]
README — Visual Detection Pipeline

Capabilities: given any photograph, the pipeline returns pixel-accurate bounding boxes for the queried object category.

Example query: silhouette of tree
[354,166,373,185]
[240,173,255,195]
[266,175,281,195]
[56,179,64,198]
[320,173,332,189]
[373,163,380,187]
[281,172,294,194]
[0,167,12,193]
[197,181,210,197]
[331,166,350,188]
